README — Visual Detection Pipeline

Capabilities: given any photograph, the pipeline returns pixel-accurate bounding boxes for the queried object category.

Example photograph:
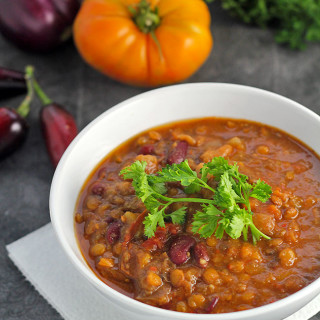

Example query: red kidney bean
[167,141,188,165]
[97,166,107,178]
[194,242,209,268]
[106,221,122,244]
[139,144,155,155]
[91,183,105,196]
[168,235,196,265]
[207,297,219,313]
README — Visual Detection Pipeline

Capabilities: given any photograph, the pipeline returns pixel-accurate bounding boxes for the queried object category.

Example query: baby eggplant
[40,102,78,167]
[0,0,80,52]
[0,66,34,160]
[30,73,78,167]
[0,66,26,100]
[0,108,28,159]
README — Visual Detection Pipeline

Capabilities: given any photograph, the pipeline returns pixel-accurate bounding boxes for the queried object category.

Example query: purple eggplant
[0,67,26,100]
[40,102,78,167]
[0,66,34,160]
[0,0,80,52]
[31,74,78,167]
[0,107,28,159]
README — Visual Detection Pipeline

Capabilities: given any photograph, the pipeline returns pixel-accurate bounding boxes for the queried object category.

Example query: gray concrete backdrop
[0,2,320,319]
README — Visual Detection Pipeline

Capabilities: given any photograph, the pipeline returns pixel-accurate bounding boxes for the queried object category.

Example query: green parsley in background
[210,0,320,49]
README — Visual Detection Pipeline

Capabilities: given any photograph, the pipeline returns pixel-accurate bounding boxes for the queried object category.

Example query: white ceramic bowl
[50,83,320,320]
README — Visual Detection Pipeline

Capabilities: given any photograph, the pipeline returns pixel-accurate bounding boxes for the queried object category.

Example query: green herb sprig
[207,0,320,49]
[120,157,272,244]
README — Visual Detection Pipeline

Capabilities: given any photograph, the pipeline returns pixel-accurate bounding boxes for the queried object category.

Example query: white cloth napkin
[6,223,320,320]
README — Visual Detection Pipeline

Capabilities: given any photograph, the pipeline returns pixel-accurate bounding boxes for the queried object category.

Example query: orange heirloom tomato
[73,0,213,87]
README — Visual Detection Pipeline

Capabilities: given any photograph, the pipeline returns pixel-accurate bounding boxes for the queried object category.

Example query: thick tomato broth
[75,118,320,313]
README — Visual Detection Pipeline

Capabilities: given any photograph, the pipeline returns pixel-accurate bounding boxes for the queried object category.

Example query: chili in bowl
[50,83,320,320]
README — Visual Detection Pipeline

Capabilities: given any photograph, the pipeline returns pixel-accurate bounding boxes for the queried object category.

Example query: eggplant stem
[26,64,52,105]
[16,66,34,118]
[32,78,52,105]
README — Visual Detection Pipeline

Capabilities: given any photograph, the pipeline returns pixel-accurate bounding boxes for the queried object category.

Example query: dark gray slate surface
[0,2,319,319]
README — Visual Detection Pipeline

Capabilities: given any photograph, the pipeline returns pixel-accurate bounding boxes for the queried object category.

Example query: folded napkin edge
[7,232,70,320]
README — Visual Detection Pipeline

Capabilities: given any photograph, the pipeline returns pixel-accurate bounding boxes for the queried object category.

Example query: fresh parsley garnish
[120,157,272,244]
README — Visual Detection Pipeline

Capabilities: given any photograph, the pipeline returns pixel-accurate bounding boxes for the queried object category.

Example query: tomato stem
[130,0,160,33]
[16,65,34,118]
[150,30,163,60]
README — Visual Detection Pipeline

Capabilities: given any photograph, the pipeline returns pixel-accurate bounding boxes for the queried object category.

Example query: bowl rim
[50,82,320,319]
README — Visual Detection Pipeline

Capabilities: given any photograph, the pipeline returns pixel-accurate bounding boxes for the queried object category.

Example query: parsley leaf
[213,0,320,49]
[120,157,272,243]
[228,210,246,239]
[120,161,151,202]
[213,171,240,211]
[204,157,233,179]
[143,209,165,238]
[250,179,272,202]
[167,206,187,225]
[157,160,199,188]
[147,175,167,195]
[191,204,222,238]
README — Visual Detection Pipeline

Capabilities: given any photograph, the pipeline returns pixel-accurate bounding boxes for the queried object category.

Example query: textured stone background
[0,2,320,319]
